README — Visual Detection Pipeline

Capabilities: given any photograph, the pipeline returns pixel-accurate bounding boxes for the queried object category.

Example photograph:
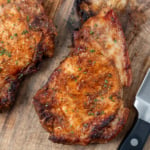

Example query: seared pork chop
[33,8,131,145]
[0,1,56,111]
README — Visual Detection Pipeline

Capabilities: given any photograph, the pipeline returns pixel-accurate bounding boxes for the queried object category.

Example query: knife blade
[119,68,150,150]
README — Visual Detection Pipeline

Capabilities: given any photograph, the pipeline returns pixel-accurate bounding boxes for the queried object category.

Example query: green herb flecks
[101,97,104,100]
[109,95,115,102]
[90,49,95,53]
[14,33,18,37]
[0,48,11,57]
[105,80,108,84]
[18,73,23,79]
[10,36,14,40]
[78,68,82,71]
[104,84,107,88]
[111,17,115,22]
[27,15,30,22]
[108,73,112,78]
[17,7,21,11]
[114,39,117,43]
[88,112,95,116]
[94,99,98,102]
[22,30,29,35]
[94,24,98,27]
[90,31,94,35]
[83,123,88,127]
[15,60,19,65]
[100,111,105,115]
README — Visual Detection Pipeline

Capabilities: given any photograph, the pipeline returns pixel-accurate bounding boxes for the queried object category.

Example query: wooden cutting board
[0,0,150,150]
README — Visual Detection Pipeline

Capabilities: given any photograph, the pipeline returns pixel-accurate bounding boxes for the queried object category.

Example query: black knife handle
[119,119,150,150]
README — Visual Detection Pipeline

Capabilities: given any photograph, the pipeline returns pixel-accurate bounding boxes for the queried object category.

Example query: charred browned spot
[49,135,80,144]
[90,115,115,140]
[76,0,96,22]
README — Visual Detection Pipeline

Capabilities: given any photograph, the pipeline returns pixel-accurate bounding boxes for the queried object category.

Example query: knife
[119,68,150,150]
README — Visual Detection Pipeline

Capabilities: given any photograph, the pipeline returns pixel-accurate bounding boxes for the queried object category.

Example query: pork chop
[33,8,131,145]
[0,1,56,111]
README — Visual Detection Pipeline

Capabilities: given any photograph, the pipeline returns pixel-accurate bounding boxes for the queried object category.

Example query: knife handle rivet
[130,138,139,147]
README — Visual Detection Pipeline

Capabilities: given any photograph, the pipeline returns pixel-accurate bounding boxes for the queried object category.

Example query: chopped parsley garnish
[0,41,4,43]
[105,80,108,84]
[57,69,61,72]
[94,99,98,102]
[84,102,87,105]
[111,17,114,22]
[108,73,112,78]
[10,36,14,40]
[83,123,88,127]
[7,0,11,3]
[0,48,11,57]
[90,49,95,53]
[70,131,74,134]
[15,60,19,65]
[17,7,21,11]
[109,95,115,102]
[109,95,113,99]
[18,73,23,79]
[6,51,11,57]
[101,97,104,100]
[84,72,87,74]
[90,31,94,34]
[78,68,82,71]
[88,112,94,116]
[27,15,30,22]
[14,33,18,37]
[94,24,98,27]
[100,111,105,115]
[104,84,107,88]
[75,79,77,82]
[93,61,96,64]
[114,39,117,43]
[22,30,29,35]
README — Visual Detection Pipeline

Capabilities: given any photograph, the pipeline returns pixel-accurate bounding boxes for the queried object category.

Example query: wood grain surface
[0,0,150,150]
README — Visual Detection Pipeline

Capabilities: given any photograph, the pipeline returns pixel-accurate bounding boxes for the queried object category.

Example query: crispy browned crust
[33,9,130,145]
[34,95,129,145]
[77,0,132,86]
[74,8,132,87]
[0,0,56,57]
[0,1,56,112]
